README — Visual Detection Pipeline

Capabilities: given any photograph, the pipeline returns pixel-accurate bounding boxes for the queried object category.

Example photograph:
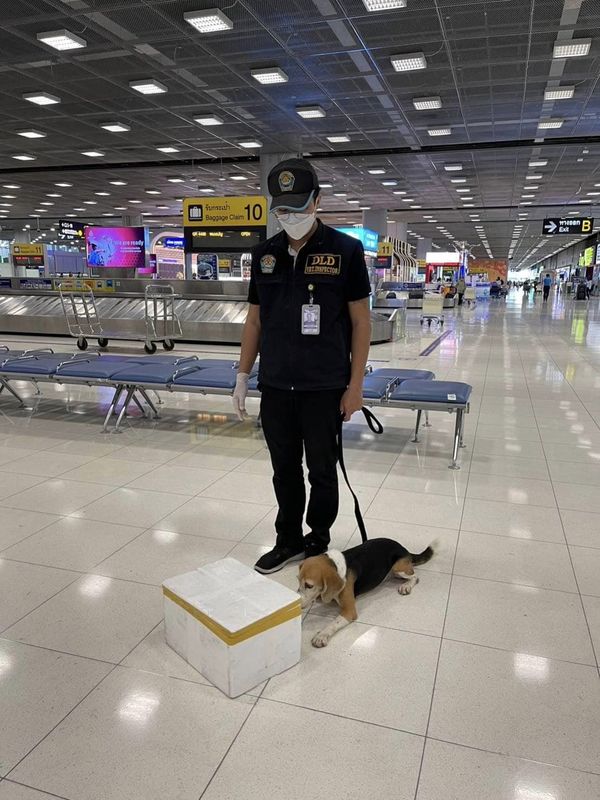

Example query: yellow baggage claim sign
[183,196,268,254]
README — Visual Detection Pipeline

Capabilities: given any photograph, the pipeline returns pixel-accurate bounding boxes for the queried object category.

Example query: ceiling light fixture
[393,190,407,195]
[95,191,110,196]
[327,134,350,143]
[146,189,161,195]
[450,178,467,184]
[238,140,262,148]
[81,150,104,157]
[413,96,442,110]
[229,174,249,180]
[168,177,185,183]
[391,52,427,72]
[17,130,46,138]
[156,145,179,153]
[553,39,592,59]
[368,168,386,175]
[183,8,233,33]
[538,118,564,129]
[194,115,224,126]
[428,127,451,136]
[526,175,543,180]
[129,79,167,95]
[109,180,127,186]
[363,0,407,9]
[251,67,288,84]
[381,180,398,186]
[444,164,462,171]
[296,105,326,119]
[12,154,36,160]
[528,160,548,167]
[101,122,131,133]
[22,91,60,105]
[544,86,575,101]
[36,29,86,51]
[320,182,333,188]
[456,188,470,193]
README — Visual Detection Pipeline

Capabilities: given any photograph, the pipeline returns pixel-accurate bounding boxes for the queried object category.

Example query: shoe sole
[254,552,305,575]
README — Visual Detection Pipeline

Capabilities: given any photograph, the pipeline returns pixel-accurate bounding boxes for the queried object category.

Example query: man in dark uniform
[233,157,372,574]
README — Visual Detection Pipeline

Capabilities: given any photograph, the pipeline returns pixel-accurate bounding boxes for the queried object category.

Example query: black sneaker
[304,542,328,559]
[254,546,305,575]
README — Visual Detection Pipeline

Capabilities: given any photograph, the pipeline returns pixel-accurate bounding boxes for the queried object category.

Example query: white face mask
[278,211,316,240]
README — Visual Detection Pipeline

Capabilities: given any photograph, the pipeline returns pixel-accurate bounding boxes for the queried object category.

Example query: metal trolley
[420,293,445,329]
[59,283,183,354]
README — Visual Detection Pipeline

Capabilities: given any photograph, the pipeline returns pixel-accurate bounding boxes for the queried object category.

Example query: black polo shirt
[248,220,371,392]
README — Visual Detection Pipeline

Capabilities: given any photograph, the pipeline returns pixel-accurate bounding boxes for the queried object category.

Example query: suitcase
[576,283,587,300]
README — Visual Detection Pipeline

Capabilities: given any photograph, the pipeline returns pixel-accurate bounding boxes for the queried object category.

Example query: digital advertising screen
[85,226,146,269]
[186,228,264,251]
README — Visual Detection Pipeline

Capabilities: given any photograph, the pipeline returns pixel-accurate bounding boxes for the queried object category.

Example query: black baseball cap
[268,158,320,211]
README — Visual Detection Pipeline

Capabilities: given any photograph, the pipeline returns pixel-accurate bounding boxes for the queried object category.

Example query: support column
[361,209,387,238]
[260,151,296,238]
[416,238,432,261]
[387,221,407,243]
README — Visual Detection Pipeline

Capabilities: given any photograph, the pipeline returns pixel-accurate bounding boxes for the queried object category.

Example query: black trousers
[260,386,344,553]
[457,292,464,306]
[543,286,550,301]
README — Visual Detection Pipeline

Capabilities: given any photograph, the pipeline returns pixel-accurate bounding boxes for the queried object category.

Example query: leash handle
[337,407,384,544]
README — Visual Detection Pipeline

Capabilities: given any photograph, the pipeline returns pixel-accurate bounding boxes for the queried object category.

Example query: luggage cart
[464,287,476,309]
[59,283,183,354]
[420,293,445,329]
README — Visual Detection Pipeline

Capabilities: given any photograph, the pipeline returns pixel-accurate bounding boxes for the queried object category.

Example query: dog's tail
[411,540,437,566]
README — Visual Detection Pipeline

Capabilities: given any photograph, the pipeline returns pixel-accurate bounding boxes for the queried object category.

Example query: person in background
[542,273,552,302]
[233,158,372,574]
[586,277,593,299]
[456,276,466,306]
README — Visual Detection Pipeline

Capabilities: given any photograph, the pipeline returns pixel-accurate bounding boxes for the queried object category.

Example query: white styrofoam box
[163,558,302,698]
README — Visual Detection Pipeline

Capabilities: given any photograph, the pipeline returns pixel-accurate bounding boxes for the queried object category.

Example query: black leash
[337,407,384,544]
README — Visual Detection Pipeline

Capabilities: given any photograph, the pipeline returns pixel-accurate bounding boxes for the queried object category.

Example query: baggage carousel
[0,279,395,346]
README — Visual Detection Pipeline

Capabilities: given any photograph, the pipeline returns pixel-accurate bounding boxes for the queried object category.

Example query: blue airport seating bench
[0,352,473,467]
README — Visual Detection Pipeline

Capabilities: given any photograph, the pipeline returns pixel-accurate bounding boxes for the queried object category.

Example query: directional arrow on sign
[544,221,558,234]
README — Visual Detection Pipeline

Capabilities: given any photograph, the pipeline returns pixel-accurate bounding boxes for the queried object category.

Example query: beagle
[298,537,435,648]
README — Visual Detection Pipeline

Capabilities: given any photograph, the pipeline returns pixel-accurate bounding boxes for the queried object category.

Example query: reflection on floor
[0,288,599,800]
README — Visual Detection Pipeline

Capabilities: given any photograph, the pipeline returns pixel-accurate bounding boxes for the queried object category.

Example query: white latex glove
[233,372,250,421]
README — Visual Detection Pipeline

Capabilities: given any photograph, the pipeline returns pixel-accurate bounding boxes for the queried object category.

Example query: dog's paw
[398,577,419,595]
[311,631,330,648]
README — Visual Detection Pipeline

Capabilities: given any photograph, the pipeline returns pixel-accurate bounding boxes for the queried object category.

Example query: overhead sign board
[378,241,394,257]
[184,196,267,228]
[11,243,43,257]
[543,218,594,235]
[59,219,85,240]
[336,226,379,254]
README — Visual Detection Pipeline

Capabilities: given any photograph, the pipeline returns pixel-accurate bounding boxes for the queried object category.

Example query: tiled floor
[0,288,599,799]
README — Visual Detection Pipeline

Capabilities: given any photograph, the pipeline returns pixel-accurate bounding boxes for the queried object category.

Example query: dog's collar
[327,549,347,582]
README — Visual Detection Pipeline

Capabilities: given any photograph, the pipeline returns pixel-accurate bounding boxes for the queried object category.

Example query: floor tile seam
[439,634,598,669]
[448,567,580,595]
[521,345,600,671]
[196,698,260,800]
[0,513,66,555]
[0,570,84,638]
[0,634,118,668]
[255,694,429,741]
[413,333,491,798]
[422,734,600,778]
[1,779,72,800]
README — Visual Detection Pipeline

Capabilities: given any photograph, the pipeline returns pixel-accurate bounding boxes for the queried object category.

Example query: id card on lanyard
[301,282,320,335]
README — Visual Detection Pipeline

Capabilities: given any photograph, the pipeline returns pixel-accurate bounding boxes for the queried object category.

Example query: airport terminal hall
[2,1,600,799]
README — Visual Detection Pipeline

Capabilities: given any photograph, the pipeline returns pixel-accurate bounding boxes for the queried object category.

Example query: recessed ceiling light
[157,145,179,153]
[381,180,398,186]
[36,29,86,51]
[444,164,462,172]
[55,182,72,188]
[95,191,110,196]
[333,192,348,197]
[198,187,215,193]
[129,79,167,95]
[81,150,104,157]
[450,178,467,184]
[238,140,262,148]
[39,201,54,206]
[526,175,543,180]
[401,198,415,202]
[553,39,591,59]
[46,193,61,197]
[359,206,371,210]
[3,184,20,189]
[194,115,224,126]
[520,201,533,205]
[391,52,427,72]
[12,154,36,160]
[410,205,422,209]
[17,129,46,139]
[461,196,474,200]
[109,180,127,186]
[428,127,451,136]
[525,185,539,190]
[529,160,548,167]
[114,206,127,210]
[183,8,233,33]
[393,190,407,195]
[544,86,575,101]
[156,205,169,209]
[327,134,350,143]
[363,0,407,9]
[456,188,470,193]
[129,199,142,203]
[101,122,131,133]
[83,201,97,205]
[586,191,600,196]
[413,96,442,110]
[368,168,386,175]
[296,105,326,118]
[168,177,185,183]
[538,119,564,129]
[1,194,16,199]
[251,67,288,84]
[522,194,536,199]
[347,199,360,204]
[23,91,60,105]
[146,189,161,195]
[102,213,114,217]
[229,174,249,180]
[320,182,333,188]
[579,199,592,204]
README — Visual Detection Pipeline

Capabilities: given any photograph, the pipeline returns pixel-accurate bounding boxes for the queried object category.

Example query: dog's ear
[320,564,344,604]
